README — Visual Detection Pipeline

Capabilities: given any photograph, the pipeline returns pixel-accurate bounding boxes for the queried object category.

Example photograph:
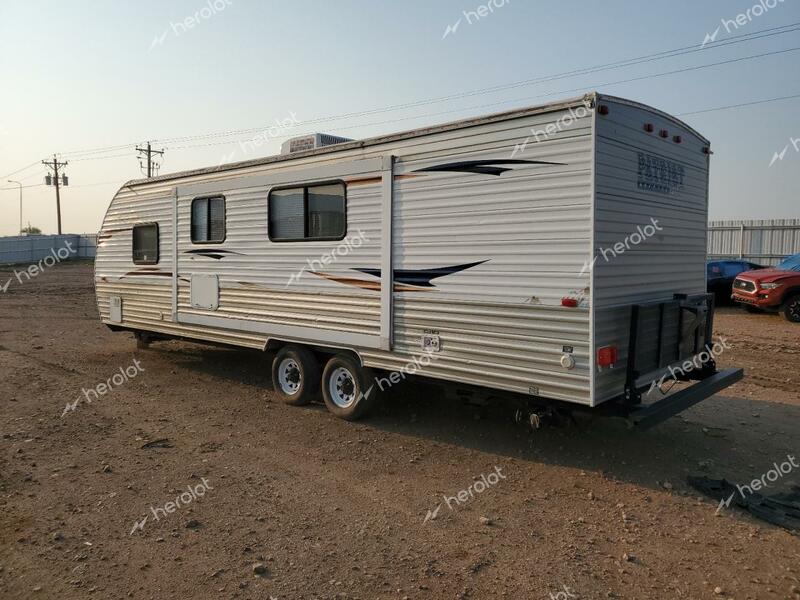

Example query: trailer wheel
[321,354,379,421]
[781,294,800,323]
[271,345,320,406]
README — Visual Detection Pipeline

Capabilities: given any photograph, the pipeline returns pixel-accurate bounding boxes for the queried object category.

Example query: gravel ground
[1,262,798,600]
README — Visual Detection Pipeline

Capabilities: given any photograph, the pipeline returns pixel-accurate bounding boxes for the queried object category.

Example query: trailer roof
[125,92,709,188]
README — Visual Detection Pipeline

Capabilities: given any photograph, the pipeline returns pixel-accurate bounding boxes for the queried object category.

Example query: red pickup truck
[732,253,800,323]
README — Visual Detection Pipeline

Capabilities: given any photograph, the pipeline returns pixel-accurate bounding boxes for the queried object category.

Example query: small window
[132,223,159,264]
[268,182,346,241]
[191,196,226,243]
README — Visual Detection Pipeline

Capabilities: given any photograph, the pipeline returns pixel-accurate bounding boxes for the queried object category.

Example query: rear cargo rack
[626,368,744,429]
[609,292,744,428]
[624,293,716,406]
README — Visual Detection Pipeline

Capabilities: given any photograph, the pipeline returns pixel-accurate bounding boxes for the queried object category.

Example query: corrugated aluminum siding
[592,96,710,404]
[362,109,595,403]
[96,98,597,405]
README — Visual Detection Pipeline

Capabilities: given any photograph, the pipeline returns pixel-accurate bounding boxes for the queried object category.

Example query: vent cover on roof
[280,133,354,155]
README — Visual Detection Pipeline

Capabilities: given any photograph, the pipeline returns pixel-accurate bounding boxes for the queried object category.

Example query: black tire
[271,345,320,406]
[321,354,380,421]
[781,294,800,323]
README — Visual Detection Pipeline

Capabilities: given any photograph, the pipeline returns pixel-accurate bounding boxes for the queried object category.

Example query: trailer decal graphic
[309,272,428,293]
[119,270,190,283]
[309,260,489,292]
[413,159,565,176]
[184,249,245,260]
[122,269,173,277]
[354,260,489,287]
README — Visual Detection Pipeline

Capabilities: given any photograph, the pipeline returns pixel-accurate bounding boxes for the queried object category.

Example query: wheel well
[782,288,800,304]
[264,338,364,366]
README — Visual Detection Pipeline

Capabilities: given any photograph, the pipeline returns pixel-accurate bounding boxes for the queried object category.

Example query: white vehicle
[95,92,742,426]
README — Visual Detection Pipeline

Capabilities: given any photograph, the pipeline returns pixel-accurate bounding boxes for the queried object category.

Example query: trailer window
[268,182,346,241]
[132,223,159,265]
[191,196,226,243]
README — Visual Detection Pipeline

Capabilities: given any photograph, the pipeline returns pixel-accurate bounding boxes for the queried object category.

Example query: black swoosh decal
[413,159,565,177]
[185,249,244,260]
[353,260,489,288]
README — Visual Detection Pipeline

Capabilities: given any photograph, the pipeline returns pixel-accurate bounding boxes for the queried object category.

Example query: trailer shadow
[155,342,797,501]
[368,381,800,496]
[152,343,274,391]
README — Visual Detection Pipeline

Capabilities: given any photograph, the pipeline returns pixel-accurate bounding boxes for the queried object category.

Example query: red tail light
[561,297,579,307]
[597,346,618,368]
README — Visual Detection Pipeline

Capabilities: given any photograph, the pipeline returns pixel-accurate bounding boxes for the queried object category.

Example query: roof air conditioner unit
[280,133,354,155]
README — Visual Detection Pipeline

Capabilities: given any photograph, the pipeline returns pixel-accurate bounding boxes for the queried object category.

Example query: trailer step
[628,368,744,429]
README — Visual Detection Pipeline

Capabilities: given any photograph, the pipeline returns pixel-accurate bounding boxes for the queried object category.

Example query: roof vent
[280,133,354,155]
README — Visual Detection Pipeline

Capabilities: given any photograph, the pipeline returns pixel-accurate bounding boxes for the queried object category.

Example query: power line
[164,47,800,153]
[32,21,800,162]
[20,169,47,181]
[0,183,44,191]
[58,142,138,159]
[3,22,800,174]
[677,93,800,116]
[69,152,136,162]
[2,90,796,194]
[153,22,800,146]
[0,160,41,180]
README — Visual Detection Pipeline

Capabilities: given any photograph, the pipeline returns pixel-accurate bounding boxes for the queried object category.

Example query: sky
[0,0,799,236]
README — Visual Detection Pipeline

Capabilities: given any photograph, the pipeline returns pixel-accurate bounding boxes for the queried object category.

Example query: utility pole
[42,155,68,235]
[7,180,22,234]
[136,142,164,178]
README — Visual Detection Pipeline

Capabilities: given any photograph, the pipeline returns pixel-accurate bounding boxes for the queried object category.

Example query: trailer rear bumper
[625,367,743,429]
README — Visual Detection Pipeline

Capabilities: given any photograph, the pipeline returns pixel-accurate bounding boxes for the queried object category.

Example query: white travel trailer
[95,92,742,426]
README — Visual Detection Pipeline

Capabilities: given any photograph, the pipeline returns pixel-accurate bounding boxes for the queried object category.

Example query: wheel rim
[329,366,357,408]
[790,299,800,320]
[277,358,301,395]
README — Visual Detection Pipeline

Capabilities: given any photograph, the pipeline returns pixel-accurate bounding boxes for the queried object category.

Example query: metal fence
[708,219,800,266]
[0,234,97,265]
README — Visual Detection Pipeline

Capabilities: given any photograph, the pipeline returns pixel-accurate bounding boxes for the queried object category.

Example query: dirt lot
[1,262,798,600]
